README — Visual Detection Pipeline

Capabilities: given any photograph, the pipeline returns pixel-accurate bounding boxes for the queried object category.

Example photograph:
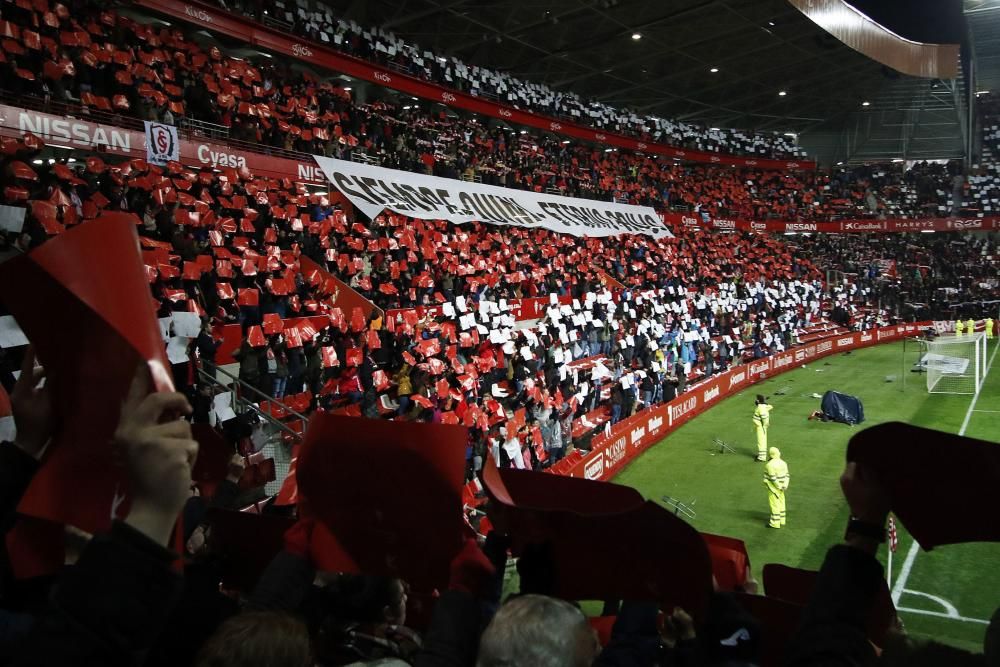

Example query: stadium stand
[208,0,807,159]
[0,2,999,667]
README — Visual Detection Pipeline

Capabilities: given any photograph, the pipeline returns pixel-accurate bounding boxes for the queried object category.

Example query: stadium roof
[328,0,947,129]
[323,0,988,164]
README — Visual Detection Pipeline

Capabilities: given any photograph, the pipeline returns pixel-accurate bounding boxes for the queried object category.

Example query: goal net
[924,333,987,395]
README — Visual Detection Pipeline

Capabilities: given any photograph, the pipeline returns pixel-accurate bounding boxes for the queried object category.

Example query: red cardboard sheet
[297,413,467,590]
[0,217,173,550]
[483,460,711,616]
[762,563,896,646]
[846,422,1000,548]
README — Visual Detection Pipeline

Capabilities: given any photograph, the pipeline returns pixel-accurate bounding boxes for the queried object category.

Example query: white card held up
[442,302,456,318]
[0,315,29,349]
[158,317,173,341]
[455,295,467,312]
[171,311,202,338]
[166,336,190,364]
[213,392,237,423]
[549,292,559,305]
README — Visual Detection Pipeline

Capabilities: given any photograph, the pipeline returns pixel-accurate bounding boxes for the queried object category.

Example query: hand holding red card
[0,216,174,555]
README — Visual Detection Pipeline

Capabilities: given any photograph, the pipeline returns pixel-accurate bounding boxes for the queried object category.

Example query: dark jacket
[12,521,183,667]
[0,442,40,536]
[785,545,882,666]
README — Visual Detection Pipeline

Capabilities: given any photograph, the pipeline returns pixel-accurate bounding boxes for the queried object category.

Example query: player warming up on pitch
[764,447,789,528]
[753,394,773,462]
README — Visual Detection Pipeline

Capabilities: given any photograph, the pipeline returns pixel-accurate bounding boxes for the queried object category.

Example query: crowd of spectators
[798,232,999,321]
[6,136,952,487]
[1,341,997,665]
[211,0,806,160]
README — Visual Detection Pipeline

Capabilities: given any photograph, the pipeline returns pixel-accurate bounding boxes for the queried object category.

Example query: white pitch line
[897,606,990,625]
[958,340,1000,437]
[891,542,920,605]
[893,340,1000,608]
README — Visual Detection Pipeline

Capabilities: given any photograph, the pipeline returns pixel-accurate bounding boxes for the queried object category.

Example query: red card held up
[762,563,896,647]
[482,459,711,617]
[237,288,259,307]
[297,413,468,590]
[320,346,339,368]
[262,312,283,335]
[847,422,1000,548]
[247,326,267,348]
[0,216,173,559]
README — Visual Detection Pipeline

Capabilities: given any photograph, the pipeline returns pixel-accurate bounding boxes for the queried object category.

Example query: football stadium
[0,0,997,664]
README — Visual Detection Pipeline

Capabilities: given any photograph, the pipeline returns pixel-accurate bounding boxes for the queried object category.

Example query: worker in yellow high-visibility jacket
[955,319,964,337]
[987,318,995,339]
[967,318,976,336]
[753,395,773,462]
[764,447,789,528]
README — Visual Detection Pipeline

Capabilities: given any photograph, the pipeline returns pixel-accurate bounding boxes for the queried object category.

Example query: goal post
[924,332,987,395]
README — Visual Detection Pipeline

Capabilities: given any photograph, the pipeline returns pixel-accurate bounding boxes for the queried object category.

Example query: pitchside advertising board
[563,322,928,482]
[661,211,1000,234]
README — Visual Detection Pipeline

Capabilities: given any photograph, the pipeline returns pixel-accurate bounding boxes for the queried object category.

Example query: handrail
[199,361,309,440]
[178,116,230,140]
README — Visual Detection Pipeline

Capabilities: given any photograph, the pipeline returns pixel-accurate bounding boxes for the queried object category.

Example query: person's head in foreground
[476,594,600,667]
[195,611,311,667]
[769,447,781,460]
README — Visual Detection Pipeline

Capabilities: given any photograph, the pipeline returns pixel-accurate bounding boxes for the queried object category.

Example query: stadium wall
[547,322,931,482]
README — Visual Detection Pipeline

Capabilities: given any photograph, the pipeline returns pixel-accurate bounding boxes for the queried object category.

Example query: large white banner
[312,156,671,239]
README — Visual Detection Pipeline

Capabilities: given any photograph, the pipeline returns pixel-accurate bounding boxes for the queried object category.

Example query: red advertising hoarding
[662,212,1000,234]
[555,322,928,482]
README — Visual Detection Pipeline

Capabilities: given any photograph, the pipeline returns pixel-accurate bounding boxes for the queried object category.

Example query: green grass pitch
[613,339,1000,651]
